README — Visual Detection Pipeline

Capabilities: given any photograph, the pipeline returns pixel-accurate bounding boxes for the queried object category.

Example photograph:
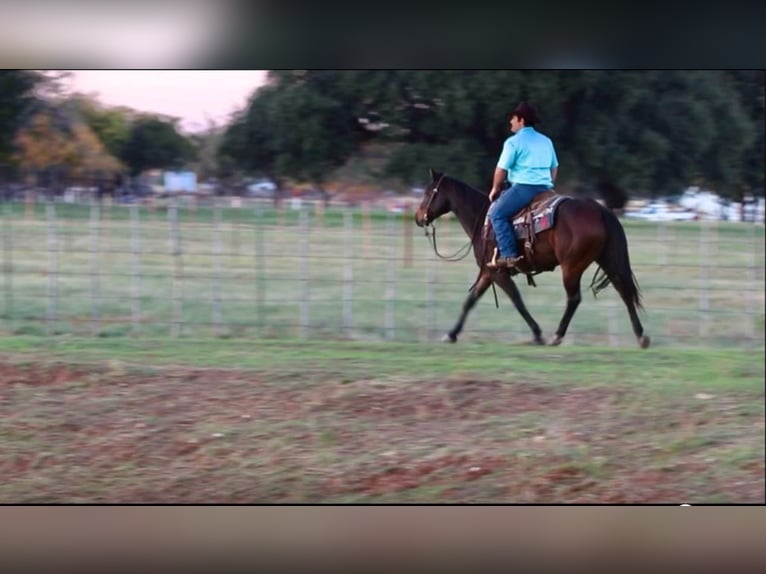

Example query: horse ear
[429,167,440,180]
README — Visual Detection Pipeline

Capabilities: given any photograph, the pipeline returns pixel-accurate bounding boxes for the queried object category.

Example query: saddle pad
[512,195,570,238]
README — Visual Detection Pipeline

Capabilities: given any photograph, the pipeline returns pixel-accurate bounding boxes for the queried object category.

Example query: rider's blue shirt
[496,126,558,187]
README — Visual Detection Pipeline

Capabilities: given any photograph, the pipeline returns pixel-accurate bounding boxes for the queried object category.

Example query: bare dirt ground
[1,361,763,503]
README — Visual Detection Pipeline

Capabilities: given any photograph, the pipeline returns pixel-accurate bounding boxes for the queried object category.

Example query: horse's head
[414,168,451,227]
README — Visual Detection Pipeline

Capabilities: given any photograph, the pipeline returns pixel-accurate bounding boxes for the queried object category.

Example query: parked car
[626,203,698,221]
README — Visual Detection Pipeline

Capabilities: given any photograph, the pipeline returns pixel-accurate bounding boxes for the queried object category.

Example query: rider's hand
[489,188,500,202]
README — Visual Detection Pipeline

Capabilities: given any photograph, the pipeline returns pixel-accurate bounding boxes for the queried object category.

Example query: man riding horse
[487,102,559,270]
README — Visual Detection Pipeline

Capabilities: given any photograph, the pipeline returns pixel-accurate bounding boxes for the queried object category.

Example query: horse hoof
[441,333,457,343]
[638,335,651,349]
[533,336,546,346]
[548,335,562,347]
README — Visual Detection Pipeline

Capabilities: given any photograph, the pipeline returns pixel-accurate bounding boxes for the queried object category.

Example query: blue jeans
[488,183,550,258]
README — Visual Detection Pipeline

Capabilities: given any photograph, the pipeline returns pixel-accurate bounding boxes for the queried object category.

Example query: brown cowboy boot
[488,250,524,269]
[495,255,524,268]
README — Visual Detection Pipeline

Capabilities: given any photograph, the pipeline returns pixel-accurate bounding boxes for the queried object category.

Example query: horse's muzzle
[414,210,428,227]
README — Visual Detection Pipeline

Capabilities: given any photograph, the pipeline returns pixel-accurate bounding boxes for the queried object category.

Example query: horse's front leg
[442,273,493,343]
[493,272,545,345]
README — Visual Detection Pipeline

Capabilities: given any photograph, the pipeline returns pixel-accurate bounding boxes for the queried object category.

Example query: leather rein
[421,175,487,262]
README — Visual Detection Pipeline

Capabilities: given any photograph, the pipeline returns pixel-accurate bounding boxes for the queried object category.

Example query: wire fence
[2,195,764,348]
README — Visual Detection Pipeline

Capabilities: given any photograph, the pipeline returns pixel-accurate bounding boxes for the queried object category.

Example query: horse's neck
[449,185,487,239]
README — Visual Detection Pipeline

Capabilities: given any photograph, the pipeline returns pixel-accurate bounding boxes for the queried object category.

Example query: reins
[422,223,476,262]
[421,175,486,262]
[421,176,500,307]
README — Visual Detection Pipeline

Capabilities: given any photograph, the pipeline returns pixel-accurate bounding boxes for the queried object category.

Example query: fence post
[657,220,668,265]
[607,289,618,347]
[362,201,372,258]
[343,207,354,337]
[403,205,413,268]
[46,200,58,336]
[3,201,13,331]
[130,204,141,336]
[299,206,310,338]
[103,193,112,252]
[25,189,34,221]
[212,199,223,336]
[385,212,396,340]
[232,197,241,262]
[748,223,758,340]
[168,197,183,338]
[254,201,265,333]
[426,234,436,342]
[699,220,710,342]
[89,196,101,336]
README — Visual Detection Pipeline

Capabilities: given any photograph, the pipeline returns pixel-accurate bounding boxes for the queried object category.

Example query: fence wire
[1,196,764,348]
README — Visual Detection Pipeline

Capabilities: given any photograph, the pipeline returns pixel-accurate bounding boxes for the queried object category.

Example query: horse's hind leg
[493,273,545,345]
[443,273,492,343]
[549,264,585,347]
[610,276,650,349]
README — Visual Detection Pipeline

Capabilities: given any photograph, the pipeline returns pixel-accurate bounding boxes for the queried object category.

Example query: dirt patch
[0,361,763,503]
[315,379,609,421]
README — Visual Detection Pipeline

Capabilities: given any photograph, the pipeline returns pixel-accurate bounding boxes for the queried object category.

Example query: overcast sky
[67,70,268,132]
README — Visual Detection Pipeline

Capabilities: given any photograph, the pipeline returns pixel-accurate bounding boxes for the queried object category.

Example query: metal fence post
[426,237,436,342]
[212,199,223,336]
[299,206,309,338]
[254,201,265,333]
[748,223,758,340]
[168,197,183,337]
[699,220,710,342]
[46,200,58,336]
[608,288,618,347]
[343,207,354,337]
[657,220,667,265]
[3,201,13,331]
[385,211,396,339]
[89,196,101,335]
[130,204,141,336]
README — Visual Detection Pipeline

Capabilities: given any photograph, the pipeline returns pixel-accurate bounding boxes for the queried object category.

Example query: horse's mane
[442,174,490,210]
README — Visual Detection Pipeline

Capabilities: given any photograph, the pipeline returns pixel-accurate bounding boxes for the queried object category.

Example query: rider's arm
[489,168,508,202]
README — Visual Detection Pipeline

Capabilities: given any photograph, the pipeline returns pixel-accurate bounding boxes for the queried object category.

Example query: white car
[626,204,698,221]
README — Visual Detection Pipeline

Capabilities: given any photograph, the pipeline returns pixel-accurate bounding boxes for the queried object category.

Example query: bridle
[421,175,487,262]
[419,173,445,227]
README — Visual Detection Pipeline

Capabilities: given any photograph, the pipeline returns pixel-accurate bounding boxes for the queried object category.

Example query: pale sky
[67,70,268,132]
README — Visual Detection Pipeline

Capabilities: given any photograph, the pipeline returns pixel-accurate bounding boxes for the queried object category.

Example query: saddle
[483,190,571,285]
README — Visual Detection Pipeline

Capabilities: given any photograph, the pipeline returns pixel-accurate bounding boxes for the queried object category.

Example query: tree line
[1,70,763,210]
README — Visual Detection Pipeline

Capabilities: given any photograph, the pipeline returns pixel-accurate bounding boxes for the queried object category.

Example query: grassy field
[2,199,764,348]
[1,200,763,503]
[0,337,762,503]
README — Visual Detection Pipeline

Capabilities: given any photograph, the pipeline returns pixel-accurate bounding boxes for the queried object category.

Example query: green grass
[0,336,762,387]
[0,339,762,503]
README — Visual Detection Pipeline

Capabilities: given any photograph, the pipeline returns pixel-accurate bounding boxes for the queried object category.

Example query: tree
[120,117,195,176]
[188,120,225,183]
[217,70,763,211]
[13,109,122,183]
[726,71,765,198]
[219,77,362,204]
[0,71,43,164]
[69,94,132,162]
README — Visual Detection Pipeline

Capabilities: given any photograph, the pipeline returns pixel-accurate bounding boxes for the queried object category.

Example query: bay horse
[414,168,650,348]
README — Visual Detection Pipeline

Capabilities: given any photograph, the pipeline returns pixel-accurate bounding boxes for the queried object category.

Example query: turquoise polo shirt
[496,126,558,187]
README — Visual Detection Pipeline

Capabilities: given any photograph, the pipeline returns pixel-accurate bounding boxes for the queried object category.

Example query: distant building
[163,170,197,193]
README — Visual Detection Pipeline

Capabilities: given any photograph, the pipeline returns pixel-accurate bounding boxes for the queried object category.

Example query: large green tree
[120,117,195,176]
[218,70,764,212]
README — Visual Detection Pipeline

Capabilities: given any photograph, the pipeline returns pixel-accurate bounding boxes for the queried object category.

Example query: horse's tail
[590,203,643,310]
